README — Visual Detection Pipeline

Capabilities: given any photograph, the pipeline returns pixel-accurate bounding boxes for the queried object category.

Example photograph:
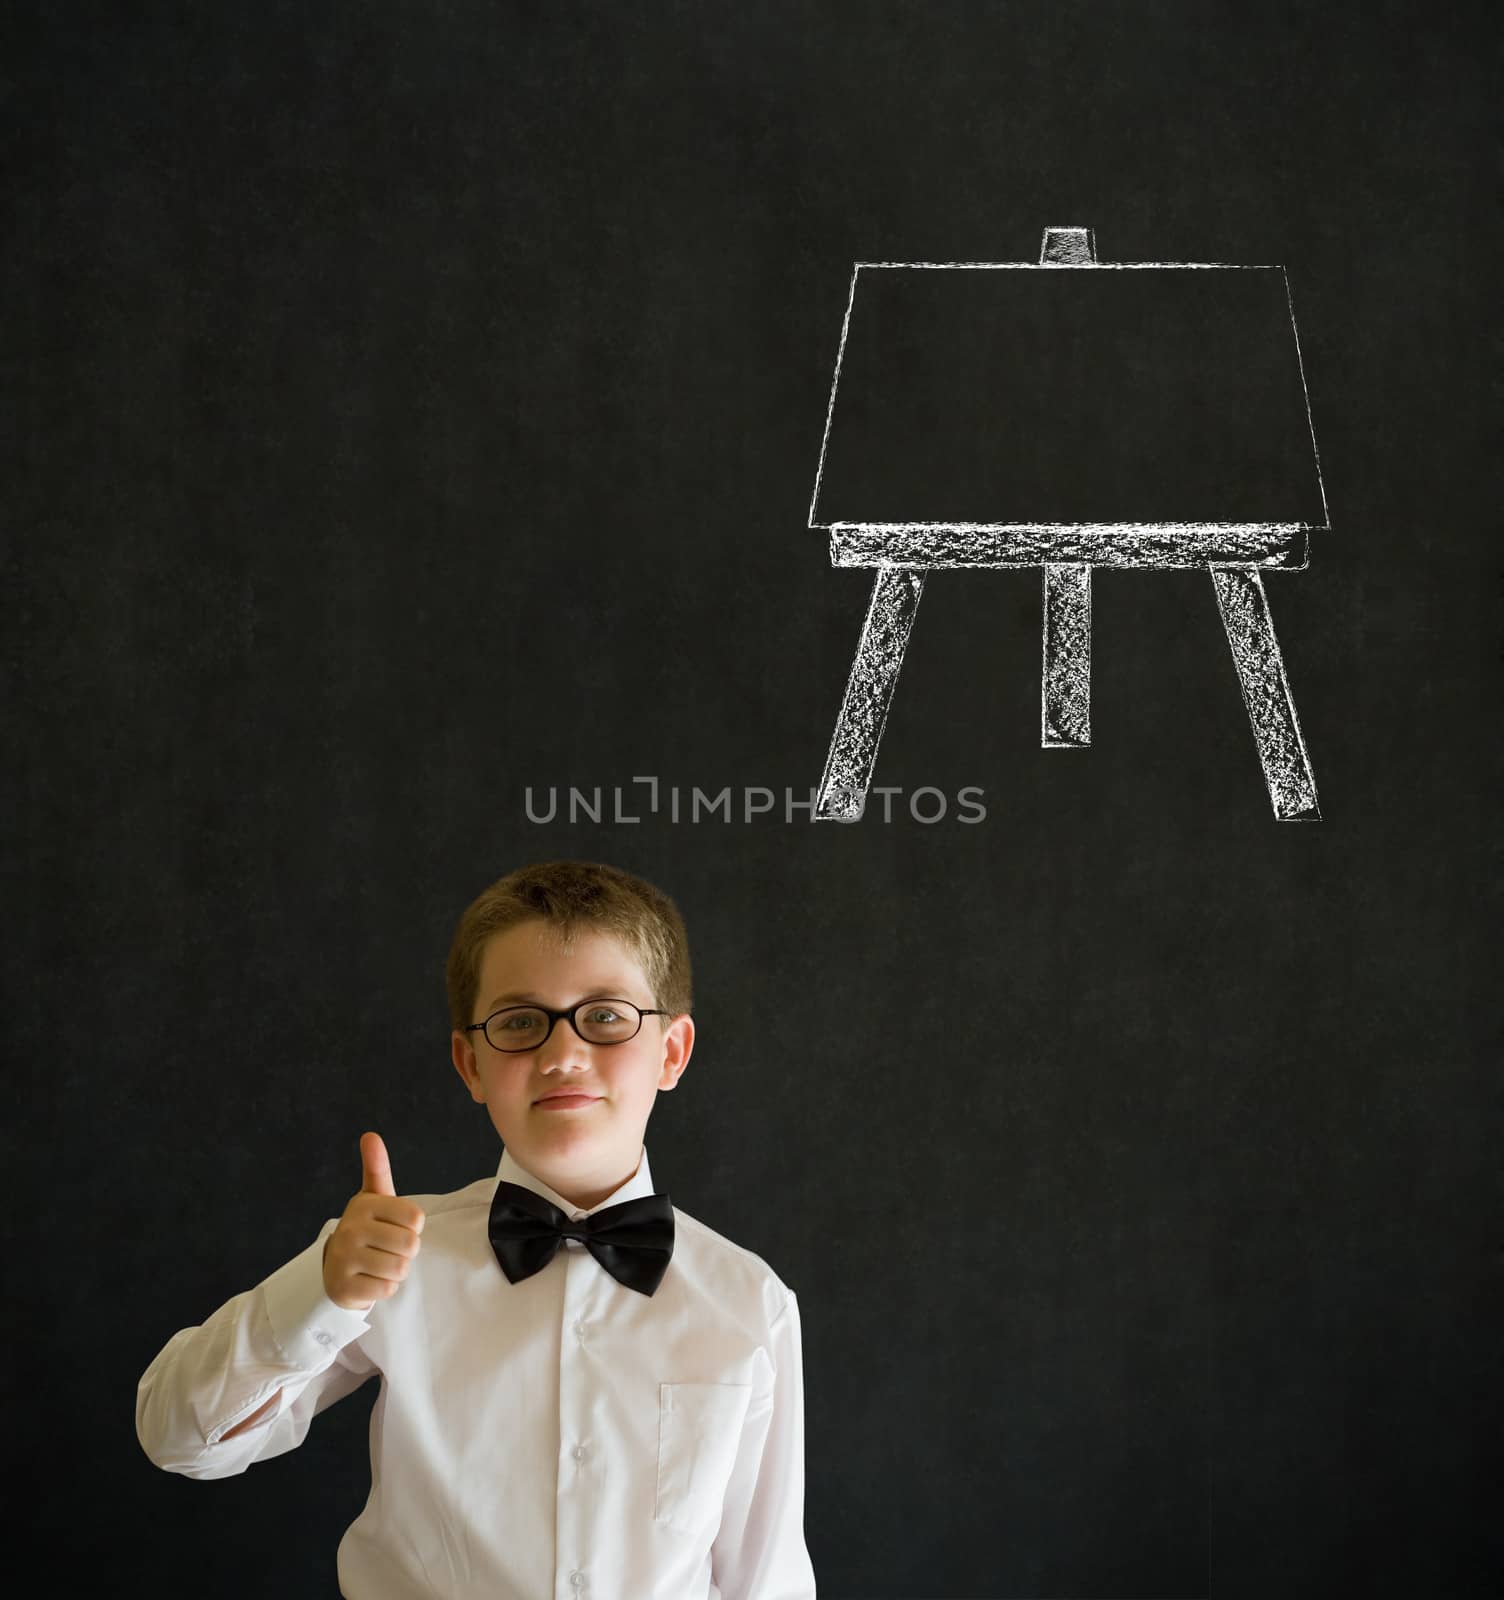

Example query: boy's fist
[321,1132,426,1311]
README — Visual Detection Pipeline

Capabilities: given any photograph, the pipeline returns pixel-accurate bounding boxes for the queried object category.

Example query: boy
[136,859,817,1599]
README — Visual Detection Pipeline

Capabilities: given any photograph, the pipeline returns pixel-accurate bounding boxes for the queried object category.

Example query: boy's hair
[446,859,693,1037]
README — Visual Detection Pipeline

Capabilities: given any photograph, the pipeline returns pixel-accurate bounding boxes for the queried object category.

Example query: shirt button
[313,1331,333,1347]
[569,1572,584,1590]
[573,1443,587,1460]
[574,1320,586,1340]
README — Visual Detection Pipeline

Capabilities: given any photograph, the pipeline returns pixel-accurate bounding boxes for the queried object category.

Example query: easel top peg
[1040,227,1098,265]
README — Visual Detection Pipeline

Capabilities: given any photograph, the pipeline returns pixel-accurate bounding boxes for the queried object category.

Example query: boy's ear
[657,1014,695,1089]
[451,1030,485,1103]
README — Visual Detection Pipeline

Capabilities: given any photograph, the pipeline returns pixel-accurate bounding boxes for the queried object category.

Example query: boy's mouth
[534,1091,602,1109]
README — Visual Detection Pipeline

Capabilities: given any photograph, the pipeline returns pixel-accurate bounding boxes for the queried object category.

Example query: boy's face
[450,918,694,1211]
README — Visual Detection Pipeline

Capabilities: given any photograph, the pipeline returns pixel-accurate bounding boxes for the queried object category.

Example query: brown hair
[445,859,693,1037]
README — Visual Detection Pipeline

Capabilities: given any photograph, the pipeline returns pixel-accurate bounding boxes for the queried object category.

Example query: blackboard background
[7,2,1499,1595]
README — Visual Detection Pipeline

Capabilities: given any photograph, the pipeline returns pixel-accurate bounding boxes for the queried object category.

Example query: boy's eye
[583,1006,621,1024]
[501,1012,543,1030]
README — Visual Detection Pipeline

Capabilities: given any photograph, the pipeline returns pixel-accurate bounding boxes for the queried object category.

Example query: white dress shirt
[136,1144,816,1600]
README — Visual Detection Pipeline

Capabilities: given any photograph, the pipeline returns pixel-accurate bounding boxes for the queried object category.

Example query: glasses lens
[574,1000,643,1044]
[487,1007,550,1051]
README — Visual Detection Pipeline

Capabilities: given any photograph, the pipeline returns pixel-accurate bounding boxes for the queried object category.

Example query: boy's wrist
[263,1227,371,1367]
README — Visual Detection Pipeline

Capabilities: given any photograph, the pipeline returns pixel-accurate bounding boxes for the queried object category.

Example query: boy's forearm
[136,1221,370,1476]
[221,1389,282,1439]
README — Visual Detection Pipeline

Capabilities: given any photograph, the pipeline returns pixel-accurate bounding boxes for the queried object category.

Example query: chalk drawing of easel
[809,227,1327,821]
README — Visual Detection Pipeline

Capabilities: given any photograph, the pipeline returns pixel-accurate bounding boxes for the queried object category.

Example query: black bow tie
[488,1180,675,1296]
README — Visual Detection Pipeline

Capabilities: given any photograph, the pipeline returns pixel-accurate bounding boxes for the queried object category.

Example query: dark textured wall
[9,2,1497,1595]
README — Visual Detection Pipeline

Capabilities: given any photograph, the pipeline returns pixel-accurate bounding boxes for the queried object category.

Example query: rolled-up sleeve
[135,1216,377,1480]
[711,1290,817,1598]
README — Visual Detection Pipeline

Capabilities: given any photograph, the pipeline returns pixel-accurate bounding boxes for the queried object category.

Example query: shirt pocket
[654,1382,753,1535]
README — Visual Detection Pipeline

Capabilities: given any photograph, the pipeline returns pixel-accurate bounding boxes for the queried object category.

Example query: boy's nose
[537,1023,591,1070]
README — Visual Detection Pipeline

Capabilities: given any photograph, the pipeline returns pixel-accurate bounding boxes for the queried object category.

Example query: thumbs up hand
[321,1132,426,1311]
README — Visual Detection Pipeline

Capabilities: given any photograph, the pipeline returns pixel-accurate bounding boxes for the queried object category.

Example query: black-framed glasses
[464,998,671,1053]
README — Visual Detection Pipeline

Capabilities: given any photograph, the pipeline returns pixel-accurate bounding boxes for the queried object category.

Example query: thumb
[360,1131,396,1196]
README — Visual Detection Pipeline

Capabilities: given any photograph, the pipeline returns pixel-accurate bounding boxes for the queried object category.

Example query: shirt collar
[495,1144,655,1220]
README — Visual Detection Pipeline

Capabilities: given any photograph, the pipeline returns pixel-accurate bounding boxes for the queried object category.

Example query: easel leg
[1042,563,1091,747]
[1211,567,1321,821]
[815,569,926,821]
